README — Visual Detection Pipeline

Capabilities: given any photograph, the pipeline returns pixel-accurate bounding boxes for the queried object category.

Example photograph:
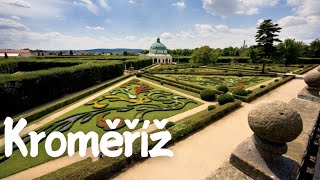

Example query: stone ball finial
[248,101,303,144]
[304,72,320,90]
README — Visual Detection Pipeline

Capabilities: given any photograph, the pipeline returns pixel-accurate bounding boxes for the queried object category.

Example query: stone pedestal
[298,87,320,103]
[230,136,298,180]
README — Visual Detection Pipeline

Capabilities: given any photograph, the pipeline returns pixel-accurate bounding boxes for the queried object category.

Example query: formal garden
[0,78,200,178]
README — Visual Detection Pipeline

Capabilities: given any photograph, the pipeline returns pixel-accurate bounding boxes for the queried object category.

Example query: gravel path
[113,65,319,180]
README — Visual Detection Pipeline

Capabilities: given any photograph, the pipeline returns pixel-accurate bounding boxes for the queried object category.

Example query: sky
[0,0,319,50]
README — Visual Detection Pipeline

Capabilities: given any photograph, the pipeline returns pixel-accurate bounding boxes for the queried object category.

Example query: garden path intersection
[2,65,319,180]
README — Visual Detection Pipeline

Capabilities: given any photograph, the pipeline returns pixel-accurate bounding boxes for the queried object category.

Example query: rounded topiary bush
[233,88,248,96]
[274,79,279,82]
[247,90,253,94]
[218,94,235,105]
[200,89,216,101]
[260,85,266,88]
[165,121,175,129]
[208,105,216,111]
[136,72,142,77]
[217,85,229,93]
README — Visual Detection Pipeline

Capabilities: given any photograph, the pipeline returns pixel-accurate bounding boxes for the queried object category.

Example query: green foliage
[247,90,253,94]
[217,85,228,93]
[274,79,279,82]
[255,19,282,73]
[191,46,218,65]
[165,121,175,129]
[38,100,241,180]
[277,38,304,65]
[309,39,320,58]
[0,60,124,119]
[136,72,142,77]
[218,94,235,105]
[233,88,248,96]
[207,105,216,111]
[200,89,216,101]
[260,85,266,88]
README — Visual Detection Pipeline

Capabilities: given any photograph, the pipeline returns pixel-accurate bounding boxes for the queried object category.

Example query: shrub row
[145,73,226,94]
[125,58,152,70]
[147,70,276,77]
[0,74,132,135]
[142,74,201,94]
[233,75,295,102]
[0,61,124,119]
[37,100,241,180]
[293,64,319,75]
[0,60,80,74]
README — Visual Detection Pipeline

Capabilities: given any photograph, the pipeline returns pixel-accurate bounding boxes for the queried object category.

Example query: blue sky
[0,0,319,50]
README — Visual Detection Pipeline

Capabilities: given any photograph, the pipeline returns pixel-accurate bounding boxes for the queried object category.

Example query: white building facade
[147,38,173,64]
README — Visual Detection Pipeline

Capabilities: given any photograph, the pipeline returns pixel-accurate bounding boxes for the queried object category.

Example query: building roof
[0,50,30,53]
[150,38,167,51]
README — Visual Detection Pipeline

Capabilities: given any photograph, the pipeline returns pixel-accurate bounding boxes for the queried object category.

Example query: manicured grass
[0,79,199,178]
[155,74,271,90]
[37,100,241,180]
[141,77,201,99]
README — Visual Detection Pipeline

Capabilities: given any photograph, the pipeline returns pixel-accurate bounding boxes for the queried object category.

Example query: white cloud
[202,0,278,17]
[1,0,31,8]
[276,0,320,42]
[0,0,63,18]
[287,0,320,16]
[98,0,111,10]
[125,35,137,40]
[160,32,175,40]
[172,1,186,9]
[10,16,21,21]
[85,26,105,31]
[74,0,99,15]
[0,18,30,30]
[128,0,136,4]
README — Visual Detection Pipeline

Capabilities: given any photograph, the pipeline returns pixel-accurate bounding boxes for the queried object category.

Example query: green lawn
[155,74,272,90]
[0,79,200,178]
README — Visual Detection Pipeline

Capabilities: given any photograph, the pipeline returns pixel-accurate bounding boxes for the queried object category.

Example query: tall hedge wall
[0,60,80,74]
[0,61,124,119]
[125,58,152,70]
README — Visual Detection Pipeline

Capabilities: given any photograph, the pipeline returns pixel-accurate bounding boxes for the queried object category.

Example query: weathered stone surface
[297,87,320,103]
[229,137,298,180]
[304,72,320,89]
[208,98,320,180]
[248,101,303,143]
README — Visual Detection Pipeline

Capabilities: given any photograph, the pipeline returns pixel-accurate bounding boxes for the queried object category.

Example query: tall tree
[69,50,74,56]
[4,52,8,58]
[255,19,282,73]
[277,38,304,65]
[309,39,320,58]
[191,46,218,65]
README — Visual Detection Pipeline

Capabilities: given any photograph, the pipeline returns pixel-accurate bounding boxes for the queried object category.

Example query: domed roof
[150,37,167,51]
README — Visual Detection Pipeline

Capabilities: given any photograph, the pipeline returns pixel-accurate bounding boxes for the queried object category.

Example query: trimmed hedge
[218,94,235,105]
[142,74,201,94]
[200,89,216,101]
[208,105,216,111]
[0,60,80,74]
[125,58,152,70]
[0,61,124,119]
[233,75,295,102]
[217,85,228,93]
[165,121,176,129]
[293,64,319,75]
[37,100,241,180]
[0,74,132,135]
[233,88,248,96]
